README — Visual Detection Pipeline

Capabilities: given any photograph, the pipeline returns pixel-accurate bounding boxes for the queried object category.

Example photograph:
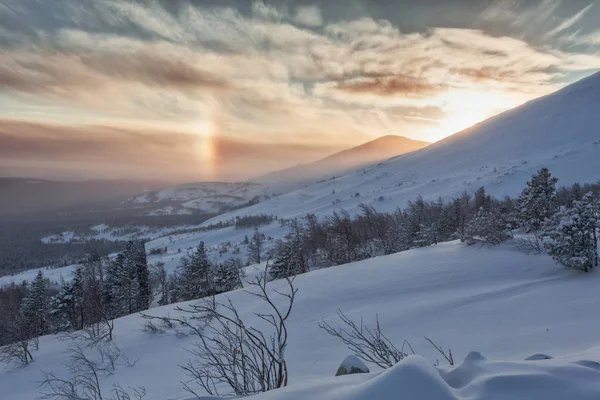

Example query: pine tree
[179,242,214,301]
[542,199,597,272]
[270,225,307,280]
[247,227,265,264]
[215,259,243,293]
[71,267,85,330]
[517,168,558,233]
[21,270,50,339]
[582,192,599,267]
[462,208,512,245]
[132,241,150,312]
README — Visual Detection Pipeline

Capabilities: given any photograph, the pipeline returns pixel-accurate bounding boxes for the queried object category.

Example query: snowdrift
[252,352,600,400]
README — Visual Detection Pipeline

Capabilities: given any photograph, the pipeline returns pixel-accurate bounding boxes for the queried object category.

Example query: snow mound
[253,353,600,400]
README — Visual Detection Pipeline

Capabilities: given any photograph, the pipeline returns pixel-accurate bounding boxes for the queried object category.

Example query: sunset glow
[1,0,600,181]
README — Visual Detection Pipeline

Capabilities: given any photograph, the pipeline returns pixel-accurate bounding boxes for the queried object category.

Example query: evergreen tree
[71,267,85,330]
[270,225,307,279]
[179,242,214,301]
[517,168,558,233]
[21,270,50,338]
[474,186,491,210]
[247,227,265,264]
[542,199,597,272]
[462,208,512,245]
[105,241,149,317]
[132,241,150,311]
[215,259,243,293]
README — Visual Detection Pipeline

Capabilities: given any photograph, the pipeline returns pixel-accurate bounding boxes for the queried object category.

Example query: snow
[4,241,600,399]
[0,264,79,287]
[201,71,600,225]
[129,181,271,214]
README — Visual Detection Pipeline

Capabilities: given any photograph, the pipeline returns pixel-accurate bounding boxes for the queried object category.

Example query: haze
[1,0,600,182]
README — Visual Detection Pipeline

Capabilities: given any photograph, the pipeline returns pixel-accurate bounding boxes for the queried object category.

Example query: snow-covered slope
[5,241,600,399]
[129,181,270,214]
[255,135,430,193]
[206,70,600,223]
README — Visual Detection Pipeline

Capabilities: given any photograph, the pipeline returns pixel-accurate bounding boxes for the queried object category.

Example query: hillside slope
[255,135,430,193]
[206,70,600,222]
[4,242,600,399]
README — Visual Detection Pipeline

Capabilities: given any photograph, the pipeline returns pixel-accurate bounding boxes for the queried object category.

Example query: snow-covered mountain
[129,181,270,215]
[205,70,600,223]
[255,135,430,193]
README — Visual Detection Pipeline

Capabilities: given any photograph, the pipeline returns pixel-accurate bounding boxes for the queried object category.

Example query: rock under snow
[335,355,370,376]
[525,354,554,360]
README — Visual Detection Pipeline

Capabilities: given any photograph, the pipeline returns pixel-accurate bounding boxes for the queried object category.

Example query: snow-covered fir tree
[215,259,243,293]
[178,241,214,301]
[21,270,50,338]
[517,168,558,233]
[247,227,265,264]
[542,198,598,272]
[462,207,512,245]
[106,240,149,317]
[270,223,308,280]
[50,279,78,332]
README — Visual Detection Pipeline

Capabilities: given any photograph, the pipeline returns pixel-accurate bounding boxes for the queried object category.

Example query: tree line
[263,168,599,279]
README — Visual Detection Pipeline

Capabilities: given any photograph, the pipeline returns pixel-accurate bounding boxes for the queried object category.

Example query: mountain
[254,135,430,193]
[128,181,270,215]
[206,70,600,222]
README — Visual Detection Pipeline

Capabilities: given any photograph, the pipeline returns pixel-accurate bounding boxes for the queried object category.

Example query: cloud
[335,75,444,96]
[547,3,594,37]
[294,5,323,27]
[0,118,345,181]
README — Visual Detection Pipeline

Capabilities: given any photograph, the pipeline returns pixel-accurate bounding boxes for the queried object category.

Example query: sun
[440,109,487,135]
[431,88,519,141]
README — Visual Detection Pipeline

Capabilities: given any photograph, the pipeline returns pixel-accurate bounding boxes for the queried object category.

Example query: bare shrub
[142,266,297,397]
[320,311,455,369]
[319,311,413,369]
[39,344,143,400]
[0,310,35,366]
[424,336,454,366]
[514,235,543,254]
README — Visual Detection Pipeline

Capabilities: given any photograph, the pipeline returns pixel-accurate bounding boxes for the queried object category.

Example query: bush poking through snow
[319,311,414,369]
[335,355,370,376]
[39,344,145,400]
[320,311,455,369]
[142,265,297,397]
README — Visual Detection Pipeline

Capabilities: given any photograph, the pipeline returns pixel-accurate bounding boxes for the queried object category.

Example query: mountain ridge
[202,69,600,224]
[254,135,430,192]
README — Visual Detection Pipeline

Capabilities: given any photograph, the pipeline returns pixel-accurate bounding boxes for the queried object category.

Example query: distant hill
[255,135,430,192]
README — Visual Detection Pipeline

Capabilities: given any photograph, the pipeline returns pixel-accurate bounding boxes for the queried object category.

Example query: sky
[1,0,599,182]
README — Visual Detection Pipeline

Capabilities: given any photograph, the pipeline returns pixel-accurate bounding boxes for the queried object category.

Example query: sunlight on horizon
[193,117,218,179]
[427,88,527,142]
